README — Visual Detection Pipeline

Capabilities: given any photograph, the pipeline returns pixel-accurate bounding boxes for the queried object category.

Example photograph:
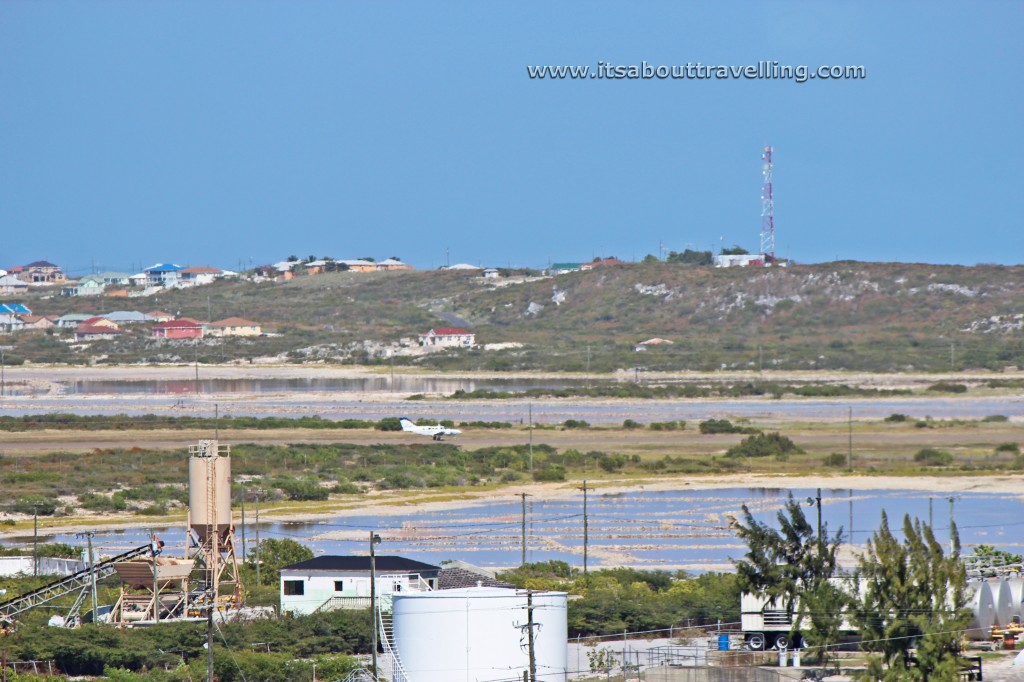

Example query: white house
[713,253,765,268]
[279,556,441,616]
[418,327,475,348]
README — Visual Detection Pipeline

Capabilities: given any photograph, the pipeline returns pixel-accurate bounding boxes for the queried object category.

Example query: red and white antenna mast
[760,146,775,263]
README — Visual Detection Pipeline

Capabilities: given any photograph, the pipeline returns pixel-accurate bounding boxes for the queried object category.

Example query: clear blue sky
[1,2,1020,274]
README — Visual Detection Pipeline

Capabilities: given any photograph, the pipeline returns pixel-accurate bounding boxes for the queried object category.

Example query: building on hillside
[0,275,29,295]
[178,266,223,285]
[376,258,413,271]
[441,263,481,271]
[61,276,106,297]
[482,268,500,279]
[0,304,31,315]
[142,263,184,287]
[208,317,261,337]
[104,311,149,324]
[18,315,56,331]
[279,556,442,616]
[16,260,66,283]
[546,263,582,275]
[80,317,120,331]
[580,257,626,270]
[55,313,92,328]
[74,324,120,341]
[98,272,131,286]
[146,311,174,323]
[0,314,24,334]
[337,259,377,273]
[713,253,764,268]
[418,327,475,348]
[152,319,204,339]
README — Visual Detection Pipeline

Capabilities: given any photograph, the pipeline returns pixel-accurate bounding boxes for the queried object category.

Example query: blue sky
[1,2,1020,274]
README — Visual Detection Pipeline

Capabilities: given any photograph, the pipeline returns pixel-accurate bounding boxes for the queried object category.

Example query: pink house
[152,319,204,339]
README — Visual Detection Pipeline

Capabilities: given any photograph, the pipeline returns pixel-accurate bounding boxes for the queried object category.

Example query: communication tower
[187,440,242,611]
[760,145,775,263]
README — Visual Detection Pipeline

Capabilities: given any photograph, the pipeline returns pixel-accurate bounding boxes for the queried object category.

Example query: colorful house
[418,327,475,348]
[209,317,261,337]
[152,319,204,339]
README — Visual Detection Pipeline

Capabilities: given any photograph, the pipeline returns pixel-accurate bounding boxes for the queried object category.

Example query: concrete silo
[391,586,567,682]
[187,440,241,610]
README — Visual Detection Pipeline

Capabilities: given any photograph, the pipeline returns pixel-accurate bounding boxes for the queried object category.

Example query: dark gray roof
[281,555,441,574]
[437,567,515,590]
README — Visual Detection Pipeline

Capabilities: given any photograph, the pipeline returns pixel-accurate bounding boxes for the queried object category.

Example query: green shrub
[137,504,168,516]
[927,382,968,394]
[914,420,931,429]
[533,465,566,482]
[562,419,590,429]
[9,497,57,515]
[884,413,909,422]
[995,442,1020,454]
[375,417,402,431]
[332,479,362,495]
[725,433,803,459]
[598,455,627,472]
[274,478,330,501]
[699,419,737,434]
[914,448,954,466]
[622,419,642,429]
[982,414,1009,422]
[649,420,685,431]
[79,493,128,512]
[823,453,848,467]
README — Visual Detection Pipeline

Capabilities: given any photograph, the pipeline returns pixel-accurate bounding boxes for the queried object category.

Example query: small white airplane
[399,417,462,441]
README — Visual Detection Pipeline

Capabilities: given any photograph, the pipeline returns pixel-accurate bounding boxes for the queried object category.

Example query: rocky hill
[11,262,1024,372]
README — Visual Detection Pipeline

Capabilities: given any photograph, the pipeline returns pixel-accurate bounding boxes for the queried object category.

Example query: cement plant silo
[188,439,232,541]
[967,581,996,636]
[392,586,568,682]
[992,579,1015,628]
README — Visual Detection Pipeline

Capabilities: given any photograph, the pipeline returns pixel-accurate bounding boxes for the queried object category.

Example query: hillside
[8,262,1024,372]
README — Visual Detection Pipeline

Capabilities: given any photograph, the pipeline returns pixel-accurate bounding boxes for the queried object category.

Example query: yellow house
[209,317,262,337]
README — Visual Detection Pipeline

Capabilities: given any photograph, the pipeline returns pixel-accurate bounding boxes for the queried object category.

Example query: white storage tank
[967,581,996,635]
[188,440,232,540]
[992,580,1015,627]
[392,586,568,682]
[1007,577,1024,621]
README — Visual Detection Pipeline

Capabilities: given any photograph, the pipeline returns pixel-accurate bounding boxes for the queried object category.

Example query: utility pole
[520,493,528,561]
[847,406,853,472]
[240,492,246,562]
[528,404,533,473]
[254,491,261,587]
[526,591,537,682]
[206,602,214,682]
[151,531,159,623]
[86,532,98,623]
[214,403,219,441]
[806,489,822,554]
[370,532,382,681]
[194,347,200,393]
[950,342,955,371]
[1,349,5,397]
[578,481,590,578]
[949,496,956,553]
[32,504,39,577]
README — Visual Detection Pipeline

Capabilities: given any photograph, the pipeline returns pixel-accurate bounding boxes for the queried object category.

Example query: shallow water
[24,487,1024,571]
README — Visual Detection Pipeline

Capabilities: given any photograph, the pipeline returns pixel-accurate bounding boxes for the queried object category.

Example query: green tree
[852,513,971,681]
[666,249,713,266]
[720,245,749,255]
[732,494,844,657]
[247,538,313,585]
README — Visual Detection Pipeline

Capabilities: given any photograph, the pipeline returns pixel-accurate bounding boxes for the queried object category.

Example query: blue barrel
[718,634,730,651]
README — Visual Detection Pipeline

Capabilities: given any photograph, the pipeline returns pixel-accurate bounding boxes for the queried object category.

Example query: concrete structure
[375,258,413,271]
[104,311,149,324]
[61,276,106,297]
[208,317,261,337]
[74,324,120,341]
[55,313,92,328]
[80,317,119,330]
[142,263,184,287]
[178,266,222,285]
[713,253,765,268]
[337,259,378,273]
[279,556,440,616]
[16,260,66,283]
[482,268,500,279]
[18,315,56,331]
[146,311,174,322]
[418,327,475,348]
[187,440,242,609]
[391,587,568,682]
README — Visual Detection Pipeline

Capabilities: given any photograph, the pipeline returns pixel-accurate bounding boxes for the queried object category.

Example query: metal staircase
[0,542,158,625]
[378,592,409,682]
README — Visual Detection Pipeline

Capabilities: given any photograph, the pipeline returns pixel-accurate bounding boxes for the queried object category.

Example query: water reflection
[22,487,1024,572]
[65,377,593,395]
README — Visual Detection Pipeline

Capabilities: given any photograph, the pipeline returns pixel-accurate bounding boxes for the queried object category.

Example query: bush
[995,442,1020,454]
[649,420,685,431]
[622,419,642,430]
[725,433,804,459]
[927,382,968,394]
[914,420,931,429]
[982,415,1009,422]
[562,419,590,429]
[137,503,168,516]
[332,479,362,495]
[375,417,402,431]
[275,478,330,501]
[823,453,848,467]
[533,465,566,482]
[598,455,627,472]
[80,493,128,512]
[699,419,740,434]
[10,497,58,515]
[914,448,954,466]
[884,413,909,422]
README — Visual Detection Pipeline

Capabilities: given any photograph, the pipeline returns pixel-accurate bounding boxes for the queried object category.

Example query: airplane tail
[399,417,416,432]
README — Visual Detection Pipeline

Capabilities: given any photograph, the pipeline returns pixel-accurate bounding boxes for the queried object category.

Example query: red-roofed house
[18,315,56,331]
[152,319,204,339]
[178,266,223,285]
[418,327,475,348]
[74,324,120,341]
[209,317,261,337]
[580,257,626,271]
